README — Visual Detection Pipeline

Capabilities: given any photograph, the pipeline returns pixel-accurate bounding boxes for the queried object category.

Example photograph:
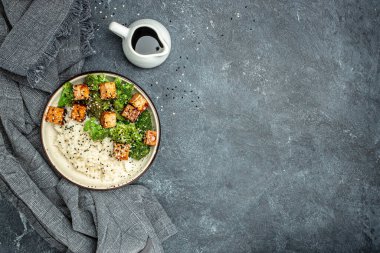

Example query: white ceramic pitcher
[109,19,171,68]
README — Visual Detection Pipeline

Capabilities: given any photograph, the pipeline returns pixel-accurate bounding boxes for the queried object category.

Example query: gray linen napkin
[0,0,177,252]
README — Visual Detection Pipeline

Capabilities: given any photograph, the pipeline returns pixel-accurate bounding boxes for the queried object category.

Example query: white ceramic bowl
[41,71,160,190]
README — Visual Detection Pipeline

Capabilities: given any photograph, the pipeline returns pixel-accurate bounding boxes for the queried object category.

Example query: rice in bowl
[54,118,143,182]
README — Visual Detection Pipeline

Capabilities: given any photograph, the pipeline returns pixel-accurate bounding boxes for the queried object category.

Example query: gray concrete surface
[1,0,380,252]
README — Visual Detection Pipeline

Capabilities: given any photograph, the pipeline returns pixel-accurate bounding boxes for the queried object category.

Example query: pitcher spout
[157,38,170,56]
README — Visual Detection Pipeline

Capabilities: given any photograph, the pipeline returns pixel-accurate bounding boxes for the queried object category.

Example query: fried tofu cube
[114,143,130,160]
[45,106,65,126]
[99,82,117,100]
[129,93,148,111]
[100,111,116,128]
[71,104,87,122]
[121,104,141,122]
[144,130,157,146]
[73,84,90,100]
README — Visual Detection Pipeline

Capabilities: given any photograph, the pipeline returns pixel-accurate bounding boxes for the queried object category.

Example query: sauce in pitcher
[131,27,164,55]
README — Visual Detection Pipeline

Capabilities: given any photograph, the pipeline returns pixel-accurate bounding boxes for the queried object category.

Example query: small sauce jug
[109,19,171,68]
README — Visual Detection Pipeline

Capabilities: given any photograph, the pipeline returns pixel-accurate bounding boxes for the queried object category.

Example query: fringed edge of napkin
[26,0,95,86]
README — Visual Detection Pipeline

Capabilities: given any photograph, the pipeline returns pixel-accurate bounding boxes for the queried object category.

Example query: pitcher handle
[109,22,129,39]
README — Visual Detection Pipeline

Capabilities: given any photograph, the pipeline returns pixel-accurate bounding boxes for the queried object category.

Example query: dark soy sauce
[131,27,164,55]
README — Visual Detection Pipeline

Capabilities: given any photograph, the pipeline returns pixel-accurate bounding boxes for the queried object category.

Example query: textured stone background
[1,0,380,252]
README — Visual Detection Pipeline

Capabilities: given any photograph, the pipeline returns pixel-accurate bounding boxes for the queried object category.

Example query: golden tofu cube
[99,82,117,100]
[45,106,65,126]
[73,84,90,100]
[144,130,157,146]
[100,111,116,128]
[71,104,87,122]
[114,143,130,160]
[121,104,141,122]
[129,93,148,111]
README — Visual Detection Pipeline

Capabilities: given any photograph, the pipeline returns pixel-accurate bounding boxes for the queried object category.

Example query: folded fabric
[0,0,176,252]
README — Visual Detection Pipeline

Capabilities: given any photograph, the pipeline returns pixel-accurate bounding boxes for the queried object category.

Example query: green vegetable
[136,110,152,131]
[113,78,134,112]
[114,77,123,87]
[87,91,111,118]
[57,82,74,107]
[85,74,109,91]
[109,123,142,144]
[80,74,153,160]
[83,118,109,140]
[130,140,150,160]
[116,111,130,124]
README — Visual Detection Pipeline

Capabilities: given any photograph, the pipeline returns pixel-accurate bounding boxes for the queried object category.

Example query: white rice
[54,118,138,181]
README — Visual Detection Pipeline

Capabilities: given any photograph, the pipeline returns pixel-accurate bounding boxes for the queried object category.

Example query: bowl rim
[40,70,161,190]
